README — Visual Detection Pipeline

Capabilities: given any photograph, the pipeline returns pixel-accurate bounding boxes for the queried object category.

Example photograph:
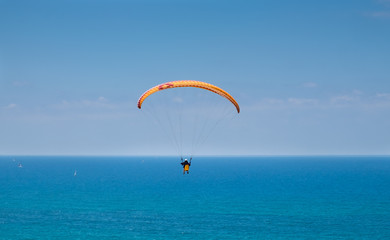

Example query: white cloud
[330,95,356,104]
[55,97,117,110]
[172,97,183,103]
[302,82,317,88]
[243,88,390,113]
[10,97,133,122]
[263,98,285,105]
[372,93,390,108]
[259,98,285,106]
[246,97,319,112]
[376,93,390,98]
[12,81,29,87]
[244,98,285,111]
[363,0,390,18]
[366,11,390,18]
[98,96,106,102]
[329,89,364,105]
[352,89,363,95]
[378,0,390,5]
[5,103,17,109]
[288,98,318,105]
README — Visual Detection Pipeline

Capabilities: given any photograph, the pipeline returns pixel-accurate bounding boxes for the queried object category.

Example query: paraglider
[138,80,239,174]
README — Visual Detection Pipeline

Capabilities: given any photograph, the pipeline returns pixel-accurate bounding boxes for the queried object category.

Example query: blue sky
[1,0,390,156]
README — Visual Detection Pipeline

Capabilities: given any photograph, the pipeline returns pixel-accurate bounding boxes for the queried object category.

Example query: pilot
[181,158,191,174]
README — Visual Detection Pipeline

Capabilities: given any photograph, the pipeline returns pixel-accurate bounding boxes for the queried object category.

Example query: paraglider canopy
[137,80,240,113]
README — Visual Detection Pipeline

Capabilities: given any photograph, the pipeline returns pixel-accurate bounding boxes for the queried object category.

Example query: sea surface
[0,156,389,239]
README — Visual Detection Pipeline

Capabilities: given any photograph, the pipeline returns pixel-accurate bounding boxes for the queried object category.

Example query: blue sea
[1,156,389,239]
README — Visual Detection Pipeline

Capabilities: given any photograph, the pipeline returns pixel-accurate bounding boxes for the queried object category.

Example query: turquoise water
[1,156,389,239]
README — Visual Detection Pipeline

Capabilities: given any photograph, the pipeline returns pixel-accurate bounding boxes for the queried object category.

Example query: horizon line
[1,154,389,158]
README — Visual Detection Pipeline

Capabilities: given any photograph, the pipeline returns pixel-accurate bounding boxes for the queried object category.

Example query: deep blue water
[1,156,390,239]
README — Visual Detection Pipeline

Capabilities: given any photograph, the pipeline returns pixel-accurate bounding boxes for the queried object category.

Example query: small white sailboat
[18,163,23,168]
[74,170,77,176]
